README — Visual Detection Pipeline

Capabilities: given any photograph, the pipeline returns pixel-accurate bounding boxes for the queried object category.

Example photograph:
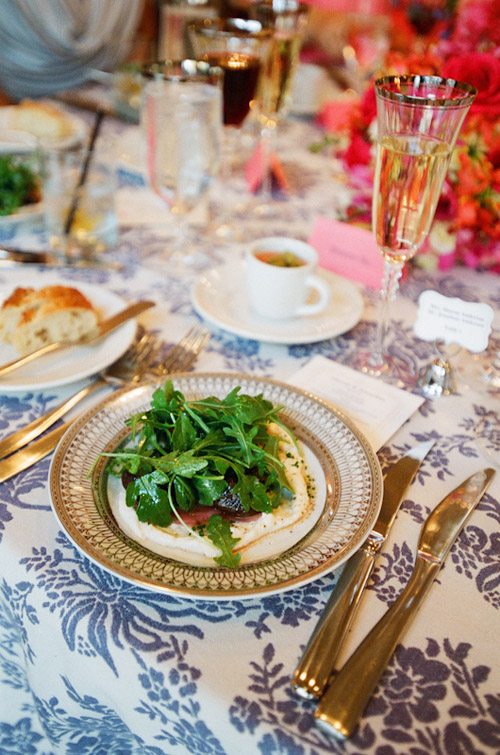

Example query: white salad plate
[0,279,137,391]
[0,200,43,227]
[0,130,43,226]
[49,373,383,601]
[191,262,364,344]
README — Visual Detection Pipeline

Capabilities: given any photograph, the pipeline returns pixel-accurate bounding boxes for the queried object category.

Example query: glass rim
[189,18,272,40]
[251,0,309,16]
[374,74,477,107]
[141,59,223,82]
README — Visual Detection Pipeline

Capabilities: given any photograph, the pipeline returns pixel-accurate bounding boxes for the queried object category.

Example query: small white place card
[414,291,494,353]
[287,356,424,451]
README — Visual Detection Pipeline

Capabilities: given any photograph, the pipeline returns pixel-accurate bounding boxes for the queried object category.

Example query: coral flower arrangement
[321,0,500,272]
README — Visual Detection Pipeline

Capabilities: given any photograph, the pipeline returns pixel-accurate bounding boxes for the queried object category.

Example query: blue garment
[0,0,144,100]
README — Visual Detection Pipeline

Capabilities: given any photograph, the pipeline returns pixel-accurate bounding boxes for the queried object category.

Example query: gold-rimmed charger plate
[49,373,382,600]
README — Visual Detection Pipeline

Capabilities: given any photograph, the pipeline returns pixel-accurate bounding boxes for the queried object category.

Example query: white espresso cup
[246,237,331,320]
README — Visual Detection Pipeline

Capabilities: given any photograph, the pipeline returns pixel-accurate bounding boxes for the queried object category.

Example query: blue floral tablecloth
[1,106,500,755]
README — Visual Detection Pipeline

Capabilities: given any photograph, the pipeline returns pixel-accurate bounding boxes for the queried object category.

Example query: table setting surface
[1,101,500,755]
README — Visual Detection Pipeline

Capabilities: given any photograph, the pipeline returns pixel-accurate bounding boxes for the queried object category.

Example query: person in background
[0,0,158,104]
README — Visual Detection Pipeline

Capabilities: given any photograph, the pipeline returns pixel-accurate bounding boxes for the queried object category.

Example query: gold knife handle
[314,556,441,740]
[0,419,72,484]
[0,340,65,378]
[0,377,106,460]
[292,547,375,700]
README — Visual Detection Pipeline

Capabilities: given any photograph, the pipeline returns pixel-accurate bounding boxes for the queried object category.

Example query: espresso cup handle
[296,275,331,316]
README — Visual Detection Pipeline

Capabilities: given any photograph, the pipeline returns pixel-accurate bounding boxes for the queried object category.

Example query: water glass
[42,147,118,259]
[142,60,222,267]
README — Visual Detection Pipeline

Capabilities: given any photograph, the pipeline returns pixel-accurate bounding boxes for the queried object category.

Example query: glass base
[354,349,389,377]
[252,196,280,219]
[483,363,500,389]
[210,220,243,243]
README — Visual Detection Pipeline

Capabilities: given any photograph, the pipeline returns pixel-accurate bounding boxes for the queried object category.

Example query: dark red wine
[204,51,260,127]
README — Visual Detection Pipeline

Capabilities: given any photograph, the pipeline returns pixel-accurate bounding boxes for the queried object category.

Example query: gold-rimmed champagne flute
[358,75,476,377]
[250,0,308,216]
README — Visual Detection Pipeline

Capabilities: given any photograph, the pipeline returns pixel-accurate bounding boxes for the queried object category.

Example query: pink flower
[455,228,500,270]
[445,0,500,53]
[359,85,377,128]
[435,179,458,222]
[442,53,500,116]
[315,99,358,132]
[343,131,372,167]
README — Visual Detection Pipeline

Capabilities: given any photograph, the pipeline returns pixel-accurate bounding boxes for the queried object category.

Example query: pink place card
[308,216,384,289]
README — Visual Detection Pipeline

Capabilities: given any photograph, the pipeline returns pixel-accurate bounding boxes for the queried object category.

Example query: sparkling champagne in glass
[361,75,476,376]
[251,0,308,217]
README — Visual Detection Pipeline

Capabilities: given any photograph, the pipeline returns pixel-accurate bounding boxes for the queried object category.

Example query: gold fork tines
[153,326,210,376]
[0,327,210,462]
[0,332,162,461]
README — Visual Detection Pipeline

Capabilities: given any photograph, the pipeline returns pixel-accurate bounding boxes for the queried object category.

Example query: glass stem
[255,120,277,213]
[372,258,404,367]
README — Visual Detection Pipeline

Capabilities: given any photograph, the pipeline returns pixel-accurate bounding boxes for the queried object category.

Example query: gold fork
[0,331,162,461]
[151,325,211,377]
[0,326,210,482]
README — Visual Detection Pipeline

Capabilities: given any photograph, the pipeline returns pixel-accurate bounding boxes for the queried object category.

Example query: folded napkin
[288,355,424,451]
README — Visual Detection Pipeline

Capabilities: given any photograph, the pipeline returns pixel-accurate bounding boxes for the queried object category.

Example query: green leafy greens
[102,380,300,568]
[0,155,40,216]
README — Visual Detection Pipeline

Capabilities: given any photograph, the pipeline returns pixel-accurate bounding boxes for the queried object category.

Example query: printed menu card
[288,355,424,451]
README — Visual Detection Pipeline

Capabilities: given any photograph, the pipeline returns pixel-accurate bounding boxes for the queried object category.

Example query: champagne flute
[250,0,308,216]
[142,59,222,270]
[359,75,476,376]
[189,18,271,239]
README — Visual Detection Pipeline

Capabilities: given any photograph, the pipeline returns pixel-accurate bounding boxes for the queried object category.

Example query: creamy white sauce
[108,422,325,566]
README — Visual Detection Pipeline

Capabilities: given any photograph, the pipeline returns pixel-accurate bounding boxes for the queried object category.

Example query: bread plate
[0,103,86,150]
[0,279,136,391]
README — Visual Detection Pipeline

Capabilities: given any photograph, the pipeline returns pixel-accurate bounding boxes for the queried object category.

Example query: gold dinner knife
[314,467,496,741]
[292,439,434,701]
[0,247,122,270]
[0,300,154,378]
[0,420,72,483]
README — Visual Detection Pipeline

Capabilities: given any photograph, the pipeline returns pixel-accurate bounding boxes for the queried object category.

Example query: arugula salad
[0,154,40,216]
[103,380,301,568]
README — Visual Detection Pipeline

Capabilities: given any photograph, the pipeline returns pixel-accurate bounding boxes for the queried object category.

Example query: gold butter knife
[314,467,496,741]
[0,300,154,378]
[292,439,434,701]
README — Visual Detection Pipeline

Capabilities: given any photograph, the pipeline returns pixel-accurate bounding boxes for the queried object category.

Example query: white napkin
[287,355,424,451]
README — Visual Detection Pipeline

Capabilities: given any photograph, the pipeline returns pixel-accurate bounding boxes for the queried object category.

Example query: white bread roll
[5,100,74,142]
[0,285,98,355]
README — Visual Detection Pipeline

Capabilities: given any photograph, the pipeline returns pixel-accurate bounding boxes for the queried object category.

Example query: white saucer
[191,262,364,344]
